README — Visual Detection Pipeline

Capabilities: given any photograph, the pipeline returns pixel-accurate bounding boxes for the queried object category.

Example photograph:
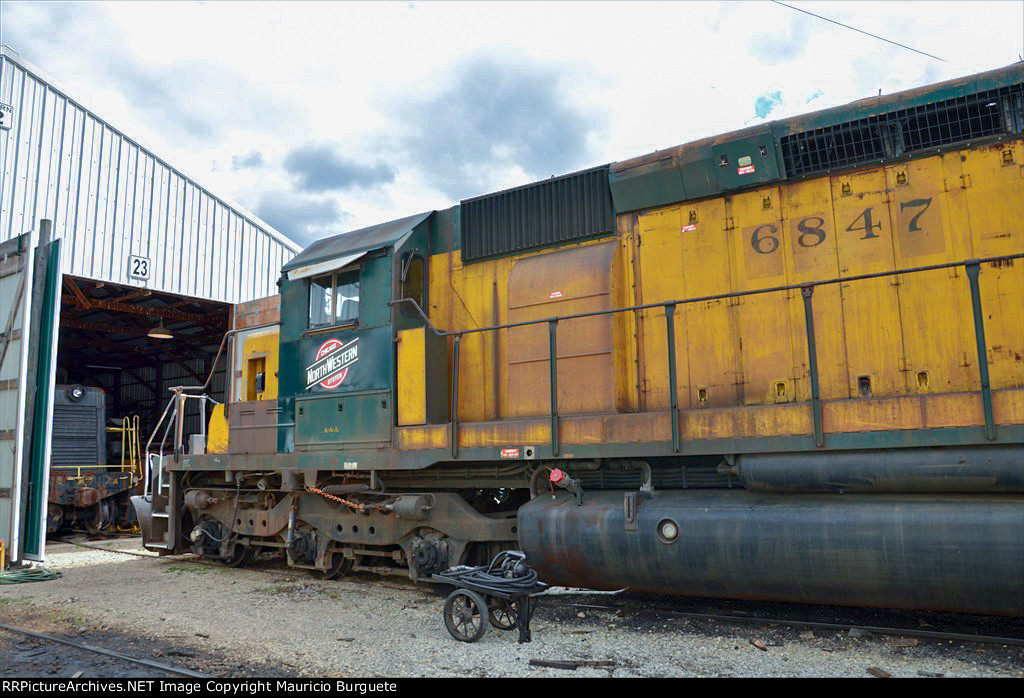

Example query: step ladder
[143,453,177,552]
[137,390,194,554]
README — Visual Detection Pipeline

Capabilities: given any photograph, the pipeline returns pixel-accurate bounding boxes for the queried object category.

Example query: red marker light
[549,468,566,484]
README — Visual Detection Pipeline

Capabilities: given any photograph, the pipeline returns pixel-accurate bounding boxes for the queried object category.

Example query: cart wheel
[444,589,490,642]
[488,598,518,631]
[310,554,354,580]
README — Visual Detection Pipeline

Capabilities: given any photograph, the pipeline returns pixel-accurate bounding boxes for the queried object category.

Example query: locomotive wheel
[224,545,254,568]
[443,589,489,643]
[310,554,354,580]
[487,598,518,631]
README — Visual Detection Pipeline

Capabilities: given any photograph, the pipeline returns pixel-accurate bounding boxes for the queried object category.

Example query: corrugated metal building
[0,44,301,563]
[0,44,299,302]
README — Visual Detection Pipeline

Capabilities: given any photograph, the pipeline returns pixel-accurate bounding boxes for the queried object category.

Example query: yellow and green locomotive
[135,64,1024,615]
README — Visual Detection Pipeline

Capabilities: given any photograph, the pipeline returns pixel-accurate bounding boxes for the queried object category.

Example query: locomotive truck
[134,64,1024,615]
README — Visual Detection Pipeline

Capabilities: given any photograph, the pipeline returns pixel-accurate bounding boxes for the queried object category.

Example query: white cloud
[3,1,1022,247]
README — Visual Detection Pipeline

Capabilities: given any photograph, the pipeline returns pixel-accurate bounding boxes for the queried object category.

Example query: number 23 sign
[128,254,152,281]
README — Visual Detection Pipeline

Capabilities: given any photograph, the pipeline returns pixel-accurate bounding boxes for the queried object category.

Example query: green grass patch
[163,563,213,575]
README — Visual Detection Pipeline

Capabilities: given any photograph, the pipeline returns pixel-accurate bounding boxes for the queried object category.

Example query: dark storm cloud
[396,55,606,201]
[232,151,264,170]
[283,144,396,192]
[256,193,347,247]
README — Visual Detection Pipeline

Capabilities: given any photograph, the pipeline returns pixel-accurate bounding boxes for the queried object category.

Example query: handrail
[393,253,1024,338]
[143,390,217,496]
[175,321,280,393]
[141,316,270,495]
[394,252,1022,457]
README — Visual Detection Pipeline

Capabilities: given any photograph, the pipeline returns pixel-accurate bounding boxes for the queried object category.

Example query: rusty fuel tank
[517,489,1024,616]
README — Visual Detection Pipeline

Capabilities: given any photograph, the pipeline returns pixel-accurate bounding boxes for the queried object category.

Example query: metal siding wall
[0,51,300,304]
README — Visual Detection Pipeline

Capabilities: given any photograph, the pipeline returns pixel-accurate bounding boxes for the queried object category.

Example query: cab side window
[309,275,333,328]
[309,269,360,328]
[334,270,360,324]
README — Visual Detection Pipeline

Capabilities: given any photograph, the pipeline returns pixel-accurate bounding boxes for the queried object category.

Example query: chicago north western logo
[306,337,359,390]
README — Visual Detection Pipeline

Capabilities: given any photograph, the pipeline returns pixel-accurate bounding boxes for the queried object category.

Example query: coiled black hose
[441,551,540,595]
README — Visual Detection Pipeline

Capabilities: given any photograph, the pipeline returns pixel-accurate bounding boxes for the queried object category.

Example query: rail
[392,253,1024,457]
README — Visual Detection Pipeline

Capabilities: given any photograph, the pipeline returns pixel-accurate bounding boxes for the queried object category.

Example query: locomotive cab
[277,211,446,457]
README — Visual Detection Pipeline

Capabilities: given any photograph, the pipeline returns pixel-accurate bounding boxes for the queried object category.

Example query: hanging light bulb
[147,318,173,340]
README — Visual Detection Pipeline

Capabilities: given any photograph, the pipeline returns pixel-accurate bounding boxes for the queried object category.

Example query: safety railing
[391,253,1024,458]
[140,322,278,497]
[143,390,218,497]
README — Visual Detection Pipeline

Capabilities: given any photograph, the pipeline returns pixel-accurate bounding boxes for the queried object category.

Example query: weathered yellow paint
[614,221,640,414]
[626,143,1022,420]
[207,403,229,453]
[636,196,740,410]
[883,156,974,395]
[396,424,448,450]
[397,327,427,426]
[727,185,795,405]
[779,176,848,402]
[959,143,1024,390]
[635,206,689,411]
[241,330,279,400]
[507,241,619,417]
[830,167,907,397]
[421,142,1021,448]
[396,388,1023,452]
[429,237,636,425]
[428,249,514,423]
[993,388,1024,424]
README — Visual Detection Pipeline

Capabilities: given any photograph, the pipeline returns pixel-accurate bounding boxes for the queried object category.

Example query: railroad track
[0,622,211,678]
[55,537,1024,649]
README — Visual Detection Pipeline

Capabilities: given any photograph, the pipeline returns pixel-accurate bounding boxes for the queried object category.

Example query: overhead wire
[771,1,946,62]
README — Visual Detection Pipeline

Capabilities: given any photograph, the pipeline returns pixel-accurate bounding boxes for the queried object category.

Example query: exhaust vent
[780,84,1024,178]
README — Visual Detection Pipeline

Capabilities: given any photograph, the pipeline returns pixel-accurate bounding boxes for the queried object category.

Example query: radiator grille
[781,84,1024,178]
[460,165,615,263]
[51,404,101,466]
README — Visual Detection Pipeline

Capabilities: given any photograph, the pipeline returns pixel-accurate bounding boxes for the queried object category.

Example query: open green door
[0,221,61,564]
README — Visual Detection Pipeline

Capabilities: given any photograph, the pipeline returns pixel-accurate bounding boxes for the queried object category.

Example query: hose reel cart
[433,551,548,643]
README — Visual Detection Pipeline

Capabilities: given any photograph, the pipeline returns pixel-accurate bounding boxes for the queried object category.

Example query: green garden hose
[0,567,62,584]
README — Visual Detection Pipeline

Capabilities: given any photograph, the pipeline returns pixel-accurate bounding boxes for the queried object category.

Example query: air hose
[0,567,63,584]
[441,550,539,595]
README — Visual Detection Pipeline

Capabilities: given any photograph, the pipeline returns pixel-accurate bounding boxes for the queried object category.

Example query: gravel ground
[1,537,1022,678]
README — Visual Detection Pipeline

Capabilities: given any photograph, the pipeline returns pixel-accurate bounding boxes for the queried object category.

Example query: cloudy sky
[2,1,1023,247]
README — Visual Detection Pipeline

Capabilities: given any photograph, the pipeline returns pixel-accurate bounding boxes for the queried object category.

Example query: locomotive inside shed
[45,276,230,534]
